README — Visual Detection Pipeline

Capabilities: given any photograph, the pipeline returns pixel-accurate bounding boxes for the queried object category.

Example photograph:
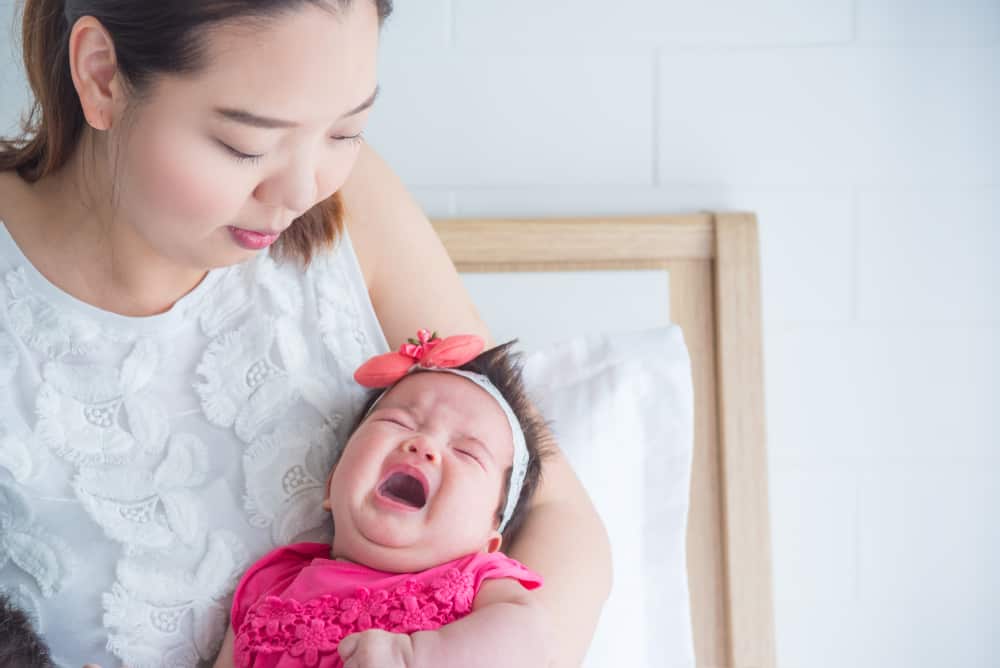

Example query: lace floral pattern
[34,338,169,466]
[0,481,73,597]
[0,236,376,667]
[74,434,211,551]
[195,317,338,445]
[0,332,35,482]
[103,531,249,668]
[4,267,124,358]
[234,569,476,668]
[243,421,338,546]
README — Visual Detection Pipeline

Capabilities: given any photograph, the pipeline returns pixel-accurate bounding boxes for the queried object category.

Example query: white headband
[366,367,529,533]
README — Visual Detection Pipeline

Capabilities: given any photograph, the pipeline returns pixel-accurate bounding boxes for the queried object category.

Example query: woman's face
[109,2,379,270]
[327,372,513,573]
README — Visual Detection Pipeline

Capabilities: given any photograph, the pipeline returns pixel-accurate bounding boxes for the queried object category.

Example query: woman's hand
[338,629,415,668]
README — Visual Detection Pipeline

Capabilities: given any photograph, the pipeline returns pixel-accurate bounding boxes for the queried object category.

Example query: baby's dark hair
[344,340,551,541]
[0,595,55,668]
[453,341,551,539]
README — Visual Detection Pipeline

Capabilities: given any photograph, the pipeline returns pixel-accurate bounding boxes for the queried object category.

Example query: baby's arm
[410,578,551,668]
[340,579,549,668]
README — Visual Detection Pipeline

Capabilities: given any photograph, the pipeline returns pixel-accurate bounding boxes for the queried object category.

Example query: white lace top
[0,222,387,668]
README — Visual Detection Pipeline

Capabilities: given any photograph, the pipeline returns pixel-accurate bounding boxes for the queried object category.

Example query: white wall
[371,5,1000,666]
[2,2,998,666]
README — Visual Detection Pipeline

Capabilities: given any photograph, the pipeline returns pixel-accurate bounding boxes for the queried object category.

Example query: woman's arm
[340,143,612,666]
[505,449,612,667]
[341,143,490,349]
[212,627,236,668]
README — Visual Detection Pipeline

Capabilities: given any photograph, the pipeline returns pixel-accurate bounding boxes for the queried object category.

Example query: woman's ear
[485,531,502,554]
[68,16,125,131]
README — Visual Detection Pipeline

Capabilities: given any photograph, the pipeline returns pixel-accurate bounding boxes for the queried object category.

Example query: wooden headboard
[432,213,776,668]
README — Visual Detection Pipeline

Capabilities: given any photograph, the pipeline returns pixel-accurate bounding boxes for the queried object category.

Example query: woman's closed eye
[333,132,365,145]
[217,139,264,164]
[217,132,363,165]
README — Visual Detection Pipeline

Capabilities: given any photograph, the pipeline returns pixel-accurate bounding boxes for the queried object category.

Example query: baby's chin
[332,539,442,574]
[331,532,480,574]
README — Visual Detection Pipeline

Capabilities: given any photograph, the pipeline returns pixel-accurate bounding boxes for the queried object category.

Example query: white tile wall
[857,187,1000,323]
[377,0,450,56]
[857,0,1000,45]
[2,2,998,667]
[768,467,859,603]
[0,0,28,136]
[453,0,854,48]
[656,47,1000,186]
[766,326,999,461]
[366,53,655,186]
[858,465,999,601]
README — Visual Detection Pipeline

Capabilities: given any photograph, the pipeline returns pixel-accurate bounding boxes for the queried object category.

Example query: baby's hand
[338,629,414,668]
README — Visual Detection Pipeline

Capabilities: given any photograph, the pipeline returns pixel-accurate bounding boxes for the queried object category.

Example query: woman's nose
[401,438,439,464]
[254,159,318,216]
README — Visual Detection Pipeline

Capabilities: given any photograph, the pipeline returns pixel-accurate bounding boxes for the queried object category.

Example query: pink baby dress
[229,542,543,667]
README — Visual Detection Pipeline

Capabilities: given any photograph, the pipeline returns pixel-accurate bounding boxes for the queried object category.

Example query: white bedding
[522,326,695,668]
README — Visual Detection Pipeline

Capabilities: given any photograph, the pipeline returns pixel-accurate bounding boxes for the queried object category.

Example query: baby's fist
[338,629,414,668]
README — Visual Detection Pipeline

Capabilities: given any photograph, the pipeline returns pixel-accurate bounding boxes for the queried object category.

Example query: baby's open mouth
[378,472,427,509]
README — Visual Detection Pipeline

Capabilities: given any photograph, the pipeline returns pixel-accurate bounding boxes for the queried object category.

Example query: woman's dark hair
[343,341,552,542]
[0,0,393,264]
[0,595,55,668]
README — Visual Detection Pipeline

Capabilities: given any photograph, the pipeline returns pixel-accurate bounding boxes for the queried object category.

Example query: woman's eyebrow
[343,86,380,117]
[213,87,380,129]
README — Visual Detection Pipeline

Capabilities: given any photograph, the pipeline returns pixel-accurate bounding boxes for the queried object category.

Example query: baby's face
[327,371,514,572]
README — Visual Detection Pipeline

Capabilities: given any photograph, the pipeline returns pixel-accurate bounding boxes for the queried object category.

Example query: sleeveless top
[0,222,388,668]
[229,543,542,667]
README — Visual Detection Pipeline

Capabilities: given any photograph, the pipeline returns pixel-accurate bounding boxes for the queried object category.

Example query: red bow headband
[354,329,485,388]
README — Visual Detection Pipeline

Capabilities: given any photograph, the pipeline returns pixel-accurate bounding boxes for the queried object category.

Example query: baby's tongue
[379,472,426,508]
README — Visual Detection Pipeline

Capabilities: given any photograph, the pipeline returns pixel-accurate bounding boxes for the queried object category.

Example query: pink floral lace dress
[229,542,543,667]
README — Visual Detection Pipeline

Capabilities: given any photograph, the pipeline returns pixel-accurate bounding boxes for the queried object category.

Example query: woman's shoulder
[338,143,420,287]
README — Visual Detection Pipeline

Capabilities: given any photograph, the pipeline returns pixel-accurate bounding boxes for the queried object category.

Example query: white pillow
[522,326,695,668]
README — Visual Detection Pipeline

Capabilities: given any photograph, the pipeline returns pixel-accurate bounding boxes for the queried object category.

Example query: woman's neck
[2,142,208,318]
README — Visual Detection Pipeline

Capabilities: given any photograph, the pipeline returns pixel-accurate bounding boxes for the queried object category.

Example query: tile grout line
[446,0,457,48]
[849,187,861,323]
[853,476,862,600]
[850,0,860,44]
[651,49,661,186]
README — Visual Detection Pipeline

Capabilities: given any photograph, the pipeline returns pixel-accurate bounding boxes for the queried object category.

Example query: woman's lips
[228,226,280,250]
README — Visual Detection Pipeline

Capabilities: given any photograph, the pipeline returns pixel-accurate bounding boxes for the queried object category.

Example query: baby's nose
[402,439,439,463]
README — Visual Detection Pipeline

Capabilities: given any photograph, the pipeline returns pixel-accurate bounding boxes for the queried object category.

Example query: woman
[0,1,610,666]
